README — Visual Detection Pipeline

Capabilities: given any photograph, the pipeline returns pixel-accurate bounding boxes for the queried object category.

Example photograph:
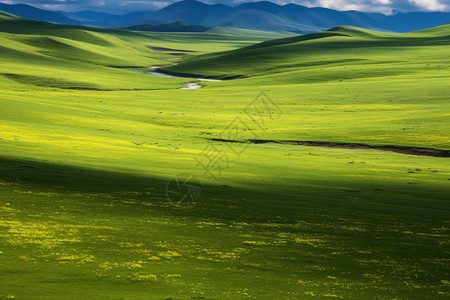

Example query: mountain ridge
[0,0,449,33]
[135,0,450,33]
[0,2,153,27]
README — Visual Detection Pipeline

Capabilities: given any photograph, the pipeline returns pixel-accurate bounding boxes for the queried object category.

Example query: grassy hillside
[0,14,294,90]
[159,25,450,151]
[206,26,297,39]
[0,10,20,20]
[163,24,450,79]
[0,13,449,299]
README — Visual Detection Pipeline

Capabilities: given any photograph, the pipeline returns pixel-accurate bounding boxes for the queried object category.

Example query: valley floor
[0,17,449,299]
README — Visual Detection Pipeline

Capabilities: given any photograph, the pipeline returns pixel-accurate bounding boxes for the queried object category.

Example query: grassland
[0,12,449,299]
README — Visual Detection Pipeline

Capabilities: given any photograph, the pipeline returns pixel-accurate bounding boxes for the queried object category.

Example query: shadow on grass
[0,155,448,223]
[0,155,291,222]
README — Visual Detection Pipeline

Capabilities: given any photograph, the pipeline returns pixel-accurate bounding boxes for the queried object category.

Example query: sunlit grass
[0,16,449,299]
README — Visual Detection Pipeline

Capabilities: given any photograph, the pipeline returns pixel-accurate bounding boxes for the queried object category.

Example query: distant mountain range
[0,3,152,28]
[0,3,80,25]
[60,10,151,28]
[1,0,450,33]
[134,0,450,33]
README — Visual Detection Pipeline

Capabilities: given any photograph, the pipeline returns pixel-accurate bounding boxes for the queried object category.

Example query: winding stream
[147,71,222,89]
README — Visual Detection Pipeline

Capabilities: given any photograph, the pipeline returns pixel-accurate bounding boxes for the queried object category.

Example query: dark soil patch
[68,87,154,91]
[209,138,450,158]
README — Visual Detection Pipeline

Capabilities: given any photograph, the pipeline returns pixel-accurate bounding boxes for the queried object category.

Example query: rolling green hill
[125,21,212,32]
[0,12,294,90]
[0,12,449,300]
[163,24,450,80]
[0,10,20,20]
[206,26,297,39]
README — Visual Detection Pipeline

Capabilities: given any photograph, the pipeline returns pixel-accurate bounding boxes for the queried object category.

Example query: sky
[1,0,449,14]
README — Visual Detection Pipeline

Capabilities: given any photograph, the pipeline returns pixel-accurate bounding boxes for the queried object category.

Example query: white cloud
[373,0,392,5]
[408,0,447,11]
[118,0,170,9]
[275,0,449,13]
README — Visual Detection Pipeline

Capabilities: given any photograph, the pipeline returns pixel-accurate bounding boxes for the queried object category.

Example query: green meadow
[0,12,449,299]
